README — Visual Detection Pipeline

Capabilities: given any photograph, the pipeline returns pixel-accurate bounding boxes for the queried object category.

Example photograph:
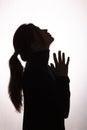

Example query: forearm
[56,76,70,118]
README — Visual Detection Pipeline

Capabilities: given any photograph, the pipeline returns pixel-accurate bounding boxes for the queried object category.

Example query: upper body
[8,23,70,130]
[22,50,70,130]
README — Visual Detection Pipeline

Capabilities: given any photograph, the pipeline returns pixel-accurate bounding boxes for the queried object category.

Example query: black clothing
[22,50,70,130]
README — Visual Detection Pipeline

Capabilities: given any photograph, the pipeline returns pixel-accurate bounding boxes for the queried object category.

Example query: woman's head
[13,23,54,61]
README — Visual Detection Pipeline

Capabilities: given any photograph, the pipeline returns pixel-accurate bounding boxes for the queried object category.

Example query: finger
[66,57,70,66]
[53,53,58,67]
[58,51,61,63]
[50,63,55,69]
[62,52,65,64]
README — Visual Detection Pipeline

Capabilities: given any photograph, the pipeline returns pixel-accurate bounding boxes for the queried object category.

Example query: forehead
[34,25,42,32]
[28,23,42,32]
[27,23,44,39]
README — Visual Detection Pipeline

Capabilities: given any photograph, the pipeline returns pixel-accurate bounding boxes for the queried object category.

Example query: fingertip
[68,57,70,61]
[53,52,56,56]
[58,50,61,52]
[58,50,62,62]
[67,57,70,65]
[58,50,61,54]
[62,52,65,62]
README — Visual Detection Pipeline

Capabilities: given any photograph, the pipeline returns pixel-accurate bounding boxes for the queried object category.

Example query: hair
[8,53,23,112]
[13,24,34,54]
[8,23,46,112]
[13,23,46,54]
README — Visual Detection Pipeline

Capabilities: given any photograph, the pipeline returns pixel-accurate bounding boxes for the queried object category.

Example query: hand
[50,51,70,76]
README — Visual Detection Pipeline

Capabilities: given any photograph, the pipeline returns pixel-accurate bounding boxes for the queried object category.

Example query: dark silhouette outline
[8,23,70,130]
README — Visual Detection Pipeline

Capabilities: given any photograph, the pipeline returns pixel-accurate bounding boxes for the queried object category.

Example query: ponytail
[8,53,23,112]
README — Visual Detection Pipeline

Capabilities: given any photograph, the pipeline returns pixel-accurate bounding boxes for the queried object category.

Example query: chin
[50,37,54,43]
[52,37,54,41]
[21,57,27,62]
[20,55,27,62]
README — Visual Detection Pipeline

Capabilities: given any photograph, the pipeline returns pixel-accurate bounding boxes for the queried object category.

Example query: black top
[22,50,70,130]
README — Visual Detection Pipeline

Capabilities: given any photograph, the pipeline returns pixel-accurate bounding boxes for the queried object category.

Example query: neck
[28,50,49,67]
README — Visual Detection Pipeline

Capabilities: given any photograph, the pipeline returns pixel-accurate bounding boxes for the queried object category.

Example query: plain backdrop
[0,0,87,130]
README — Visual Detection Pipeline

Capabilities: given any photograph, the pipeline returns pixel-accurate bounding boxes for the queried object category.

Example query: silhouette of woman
[8,23,70,130]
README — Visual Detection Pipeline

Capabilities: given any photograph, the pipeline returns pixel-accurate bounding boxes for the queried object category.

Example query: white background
[0,0,87,130]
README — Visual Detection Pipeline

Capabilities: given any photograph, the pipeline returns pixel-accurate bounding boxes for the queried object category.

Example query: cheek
[42,33,53,45]
[45,36,53,46]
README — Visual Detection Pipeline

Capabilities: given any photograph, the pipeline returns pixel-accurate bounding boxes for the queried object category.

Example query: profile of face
[13,23,54,61]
